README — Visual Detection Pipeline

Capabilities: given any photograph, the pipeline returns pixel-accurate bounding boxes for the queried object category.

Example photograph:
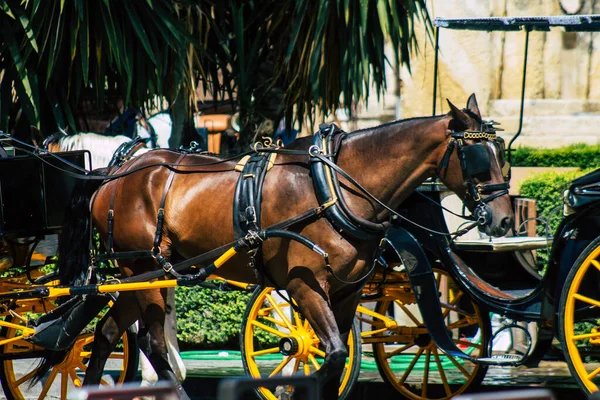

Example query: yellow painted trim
[563,243,600,394]
[0,320,35,335]
[213,247,237,268]
[223,279,251,290]
[97,280,179,293]
[0,334,33,347]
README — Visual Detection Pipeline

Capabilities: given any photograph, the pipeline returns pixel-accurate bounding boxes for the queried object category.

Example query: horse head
[42,129,68,152]
[437,94,514,237]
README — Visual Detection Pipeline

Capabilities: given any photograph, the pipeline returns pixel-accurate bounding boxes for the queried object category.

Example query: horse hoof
[274,385,293,400]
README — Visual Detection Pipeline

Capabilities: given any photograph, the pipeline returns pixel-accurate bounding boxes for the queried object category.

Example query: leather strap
[153,153,187,251]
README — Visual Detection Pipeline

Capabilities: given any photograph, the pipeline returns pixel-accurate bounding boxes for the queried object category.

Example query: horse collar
[309,125,388,240]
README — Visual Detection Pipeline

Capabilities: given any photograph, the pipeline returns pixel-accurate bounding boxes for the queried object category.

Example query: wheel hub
[279,337,300,356]
[414,333,432,348]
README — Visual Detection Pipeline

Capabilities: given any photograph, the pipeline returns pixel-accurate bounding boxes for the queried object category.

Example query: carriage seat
[436,188,551,253]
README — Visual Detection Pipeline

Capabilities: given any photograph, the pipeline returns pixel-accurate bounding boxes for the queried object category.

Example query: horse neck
[336,115,450,215]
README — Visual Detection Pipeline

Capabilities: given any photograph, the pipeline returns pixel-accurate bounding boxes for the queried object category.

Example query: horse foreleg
[139,288,186,385]
[288,276,347,400]
[138,288,190,400]
[83,292,140,386]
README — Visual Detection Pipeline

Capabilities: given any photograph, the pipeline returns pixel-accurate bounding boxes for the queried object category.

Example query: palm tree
[0,0,431,147]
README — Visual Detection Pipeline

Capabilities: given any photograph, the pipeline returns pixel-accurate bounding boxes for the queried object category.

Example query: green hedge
[175,286,278,350]
[175,287,252,349]
[512,144,600,169]
[519,169,584,232]
[519,169,586,270]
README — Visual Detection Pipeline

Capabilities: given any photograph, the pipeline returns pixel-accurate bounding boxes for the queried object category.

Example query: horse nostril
[500,216,514,232]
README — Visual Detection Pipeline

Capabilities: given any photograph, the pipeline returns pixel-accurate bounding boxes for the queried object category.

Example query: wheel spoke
[268,356,292,377]
[69,369,82,387]
[422,348,431,398]
[308,354,321,370]
[573,293,600,308]
[292,357,301,375]
[37,368,59,400]
[303,358,313,375]
[395,301,422,326]
[572,331,600,341]
[435,272,443,288]
[14,368,38,386]
[260,315,290,330]
[433,348,452,396]
[76,362,88,372]
[75,333,95,346]
[398,347,424,386]
[250,320,288,338]
[441,292,464,319]
[588,366,600,381]
[61,372,68,400]
[445,352,472,378]
[591,259,600,272]
[310,346,326,358]
[441,303,472,320]
[250,346,281,357]
[265,294,295,332]
[453,338,482,350]
[385,341,416,359]
[446,317,477,331]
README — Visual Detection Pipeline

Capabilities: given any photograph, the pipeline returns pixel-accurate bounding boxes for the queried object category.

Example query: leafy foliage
[0,0,192,136]
[175,286,277,349]
[512,145,600,169]
[519,169,585,269]
[187,0,432,143]
[1,0,431,145]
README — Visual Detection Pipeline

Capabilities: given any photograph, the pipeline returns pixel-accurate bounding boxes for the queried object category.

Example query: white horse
[44,111,174,170]
[44,112,186,385]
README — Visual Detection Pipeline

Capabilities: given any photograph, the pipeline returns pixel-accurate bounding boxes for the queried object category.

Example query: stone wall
[347,0,600,148]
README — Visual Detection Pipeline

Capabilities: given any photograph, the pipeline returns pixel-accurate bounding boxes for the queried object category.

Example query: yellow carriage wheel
[0,300,138,400]
[559,237,600,398]
[240,286,361,400]
[368,268,489,400]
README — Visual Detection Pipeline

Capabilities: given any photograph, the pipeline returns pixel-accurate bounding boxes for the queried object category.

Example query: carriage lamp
[563,189,576,216]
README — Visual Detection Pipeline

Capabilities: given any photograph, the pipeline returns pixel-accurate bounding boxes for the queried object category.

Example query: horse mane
[57,133,132,169]
[348,114,448,138]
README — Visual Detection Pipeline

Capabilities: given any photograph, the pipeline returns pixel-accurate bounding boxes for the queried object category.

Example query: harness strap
[325,130,389,233]
[106,157,142,252]
[309,126,386,241]
[153,153,187,251]
[115,206,323,284]
[437,139,456,178]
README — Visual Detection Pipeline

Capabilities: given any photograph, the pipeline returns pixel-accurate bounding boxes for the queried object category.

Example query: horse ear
[447,99,469,131]
[466,93,481,120]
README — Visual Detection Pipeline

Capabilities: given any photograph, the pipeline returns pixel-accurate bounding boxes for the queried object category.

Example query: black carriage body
[0,151,88,238]
[400,188,552,321]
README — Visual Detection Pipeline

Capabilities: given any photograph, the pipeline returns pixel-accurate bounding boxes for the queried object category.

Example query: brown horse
[54,94,513,399]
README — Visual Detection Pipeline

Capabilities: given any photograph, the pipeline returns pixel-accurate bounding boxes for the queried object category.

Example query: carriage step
[452,236,551,252]
[476,354,525,366]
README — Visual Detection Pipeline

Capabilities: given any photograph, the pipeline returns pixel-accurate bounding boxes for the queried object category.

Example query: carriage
[0,14,598,400]
[0,149,139,399]
[238,14,600,400]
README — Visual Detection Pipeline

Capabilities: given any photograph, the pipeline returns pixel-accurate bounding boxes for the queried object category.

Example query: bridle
[437,122,510,226]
